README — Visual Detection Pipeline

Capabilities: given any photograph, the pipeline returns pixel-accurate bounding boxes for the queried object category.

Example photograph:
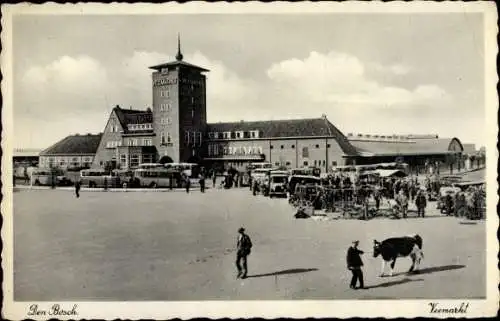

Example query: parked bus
[133,167,183,188]
[164,163,200,178]
[31,168,70,186]
[247,162,273,171]
[80,169,119,188]
[138,163,164,170]
[291,167,321,177]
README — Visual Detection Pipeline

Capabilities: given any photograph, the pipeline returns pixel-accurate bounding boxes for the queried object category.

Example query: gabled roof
[113,105,153,134]
[40,134,102,156]
[206,117,358,155]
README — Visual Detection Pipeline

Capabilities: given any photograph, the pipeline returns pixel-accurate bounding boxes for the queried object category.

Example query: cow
[373,234,424,277]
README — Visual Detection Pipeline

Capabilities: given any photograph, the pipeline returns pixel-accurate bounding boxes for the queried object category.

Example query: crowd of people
[290,172,485,220]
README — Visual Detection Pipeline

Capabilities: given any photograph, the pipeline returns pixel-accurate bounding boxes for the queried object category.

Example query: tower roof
[149,35,209,72]
[175,33,183,61]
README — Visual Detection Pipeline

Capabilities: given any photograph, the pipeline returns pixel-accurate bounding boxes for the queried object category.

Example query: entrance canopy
[204,154,264,161]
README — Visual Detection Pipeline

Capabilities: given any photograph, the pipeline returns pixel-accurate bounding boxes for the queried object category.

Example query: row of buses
[30,163,200,188]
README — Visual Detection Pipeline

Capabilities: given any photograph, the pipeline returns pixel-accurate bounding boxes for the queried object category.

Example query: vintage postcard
[1,1,498,319]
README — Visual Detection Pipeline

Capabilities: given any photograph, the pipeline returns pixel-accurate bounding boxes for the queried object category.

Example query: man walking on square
[347,240,365,289]
[236,227,252,279]
[75,180,81,198]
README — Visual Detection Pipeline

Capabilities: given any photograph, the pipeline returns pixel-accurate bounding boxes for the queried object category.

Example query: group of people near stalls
[440,184,485,220]
[291,173,430,218]
[291,170,485,219]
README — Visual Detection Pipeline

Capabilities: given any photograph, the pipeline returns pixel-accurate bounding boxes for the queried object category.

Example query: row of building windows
[109,123,120,133]
[160,132,172,145]
[159,90,171,98]
[106,138,154,148]
[128,138,153,147]
[119,154,154,168]
[226,160,339,169]
[208,130,260,140]
[159,103,172,112]
[160,117,172,125]
[128,123,153,131]
[106,141,122,148]
[185,131,203,146]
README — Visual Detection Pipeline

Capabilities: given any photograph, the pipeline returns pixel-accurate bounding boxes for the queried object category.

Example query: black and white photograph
[1,2,498,319]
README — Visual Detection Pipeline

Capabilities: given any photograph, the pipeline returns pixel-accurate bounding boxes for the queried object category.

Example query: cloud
[266,51,451,108]
[15,51,253,147]
[20,55,110,118]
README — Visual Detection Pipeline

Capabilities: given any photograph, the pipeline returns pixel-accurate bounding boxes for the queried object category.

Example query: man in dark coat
[236,227,252,279]
[346,240,365,289]
[199,173,205,193]
[415,190,427,217]
[75,180,81,198]
[184,174,191,193]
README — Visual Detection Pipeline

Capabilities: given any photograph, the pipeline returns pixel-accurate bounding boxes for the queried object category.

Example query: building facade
[150,36,208,164]
[39,134,102,169]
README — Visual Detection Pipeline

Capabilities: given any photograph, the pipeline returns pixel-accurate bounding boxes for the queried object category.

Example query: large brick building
[38,37,480,174]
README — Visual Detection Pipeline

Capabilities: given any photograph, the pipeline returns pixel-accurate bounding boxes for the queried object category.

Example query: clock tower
[149,35,209,163]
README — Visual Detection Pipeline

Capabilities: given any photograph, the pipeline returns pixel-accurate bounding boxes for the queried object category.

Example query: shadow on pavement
[413,264,466,275]
[391,264,466,277]
[366,277,424,289]
[248,268,318,278]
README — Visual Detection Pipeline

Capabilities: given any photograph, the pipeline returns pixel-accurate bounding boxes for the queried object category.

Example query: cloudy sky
[12,12,486,149]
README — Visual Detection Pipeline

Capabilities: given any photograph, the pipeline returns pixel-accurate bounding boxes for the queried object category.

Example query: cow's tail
[414,234,423,250]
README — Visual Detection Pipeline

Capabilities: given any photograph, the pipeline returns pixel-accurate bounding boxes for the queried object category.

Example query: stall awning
[204,154,264,161]
[364,169,408,178]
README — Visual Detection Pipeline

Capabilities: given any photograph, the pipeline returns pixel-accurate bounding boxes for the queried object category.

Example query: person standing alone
[199,173,205,193]
[346,240,365,289]
[236,227,252,279]
[75,180,81,198]
[415,189,427,217]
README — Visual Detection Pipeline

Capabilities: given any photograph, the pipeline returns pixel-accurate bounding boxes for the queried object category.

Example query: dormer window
[250,130,260,138]
[223,132,231,139]
[235,131,244,139]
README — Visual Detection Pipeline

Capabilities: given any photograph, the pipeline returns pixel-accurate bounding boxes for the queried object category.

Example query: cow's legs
[380,260,386,277]
[408,255,416,272]
[408,245,420,272]
[388,258,396,276]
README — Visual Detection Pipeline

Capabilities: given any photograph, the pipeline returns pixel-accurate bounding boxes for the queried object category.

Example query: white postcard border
[1,1,498,319]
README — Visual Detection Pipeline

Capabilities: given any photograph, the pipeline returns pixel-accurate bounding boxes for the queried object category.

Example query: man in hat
[236,227,253,279]
[346,240,365,289]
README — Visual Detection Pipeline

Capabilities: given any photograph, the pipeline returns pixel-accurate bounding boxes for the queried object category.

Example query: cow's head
[373,240,381,258]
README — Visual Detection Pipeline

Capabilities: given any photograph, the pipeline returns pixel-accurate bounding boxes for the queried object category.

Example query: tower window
[167,132,172,144]
[160,132,166,145]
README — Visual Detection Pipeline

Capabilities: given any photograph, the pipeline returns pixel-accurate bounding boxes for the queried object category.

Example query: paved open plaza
[14,187,485,301]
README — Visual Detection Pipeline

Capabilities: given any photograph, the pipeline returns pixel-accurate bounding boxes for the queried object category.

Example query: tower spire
[176,33,183,61]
